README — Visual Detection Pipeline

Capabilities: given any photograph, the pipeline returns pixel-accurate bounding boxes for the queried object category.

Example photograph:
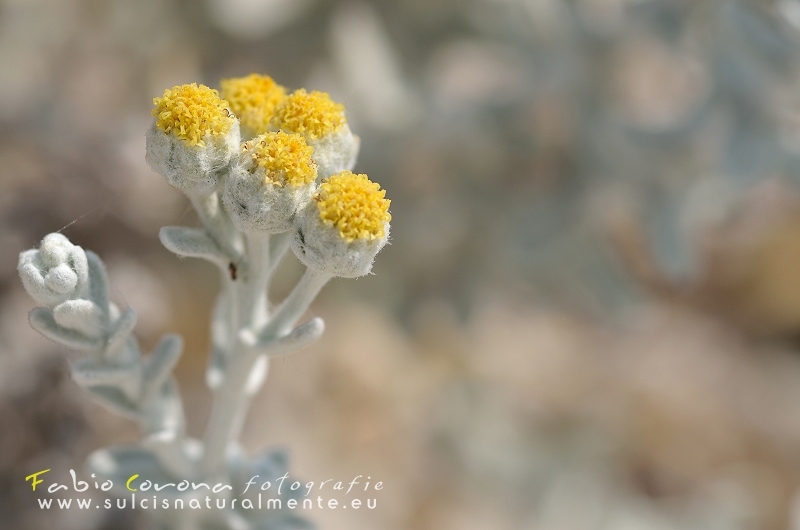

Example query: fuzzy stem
[242,232,271,327]
[200,337,253,476]
[260,268,332,340]
[266,232,292,280]
[201,234,266,477]
[200,266,331,476]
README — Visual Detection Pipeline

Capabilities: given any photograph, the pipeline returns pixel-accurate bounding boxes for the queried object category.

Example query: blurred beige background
[7,0,800,529]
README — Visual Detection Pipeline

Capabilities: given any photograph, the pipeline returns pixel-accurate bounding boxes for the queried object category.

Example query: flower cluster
[146,75,389,277]
[19,73,390,530]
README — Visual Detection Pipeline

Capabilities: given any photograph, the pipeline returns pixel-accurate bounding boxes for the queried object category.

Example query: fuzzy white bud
[19,233,90,307]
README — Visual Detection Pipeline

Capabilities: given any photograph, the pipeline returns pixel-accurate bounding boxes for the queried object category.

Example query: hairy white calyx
[223,161,316,233]
[145,123,241,195]
[292,199,389,278]
[308,124,360,179]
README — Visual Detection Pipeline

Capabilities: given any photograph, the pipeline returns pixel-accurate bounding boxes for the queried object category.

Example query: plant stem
[200,336,254,476]
[266,232,292,279]
[201,233,267,477]
[260,268,332,340]
[200,240,330,477]
[242,232,270,327]
[200,268,331,476]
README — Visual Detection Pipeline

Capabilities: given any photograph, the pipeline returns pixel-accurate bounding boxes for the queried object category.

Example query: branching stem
[199,223,329,476]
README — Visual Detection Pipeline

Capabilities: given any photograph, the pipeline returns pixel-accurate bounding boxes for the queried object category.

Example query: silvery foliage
[18,229,316,530]
[18,233,183,433]
[14,116,378,529]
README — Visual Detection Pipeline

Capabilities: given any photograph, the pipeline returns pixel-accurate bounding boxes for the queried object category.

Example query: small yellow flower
[272,89,346,141]
[220,74,286,136]
[243,131,317,187]
[152,84,234,148]
[314,171,391,242]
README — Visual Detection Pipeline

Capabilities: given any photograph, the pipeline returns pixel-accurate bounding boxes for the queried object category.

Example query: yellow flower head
[314,171,391,242]
[243,131,317,187]
[152,84,234,147]
[220,74,286,136]
[272,89,346,141]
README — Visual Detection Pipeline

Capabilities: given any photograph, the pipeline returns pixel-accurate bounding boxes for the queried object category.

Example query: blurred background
[7,0,800,528]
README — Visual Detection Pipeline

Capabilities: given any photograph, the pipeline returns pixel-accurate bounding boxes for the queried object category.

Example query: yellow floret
[272,89,346,140]
[243,131,317,187]
[152,84,234,147]
[220,74,286,135]
[314,171,391,242]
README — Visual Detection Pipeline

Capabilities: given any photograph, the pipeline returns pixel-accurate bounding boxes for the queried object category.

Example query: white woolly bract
[222,158,316,233]
[291,199,388,278]
[309,124,360,180]
[145,121,241,195]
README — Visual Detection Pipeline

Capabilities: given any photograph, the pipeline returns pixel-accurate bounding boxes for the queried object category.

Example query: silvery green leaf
[160,226,231,268]
[71,358,140,390]
[141,334,183,402]
[85,385,140,419]
[29,307,103,352]
[188,191,245,259]
[86,251,110,319]
[73,350,142,403]
[252,318,325,356]
[104,307,137,361]
[52,299,105,338]
[140,379,186,437]
[109,338,144,380]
